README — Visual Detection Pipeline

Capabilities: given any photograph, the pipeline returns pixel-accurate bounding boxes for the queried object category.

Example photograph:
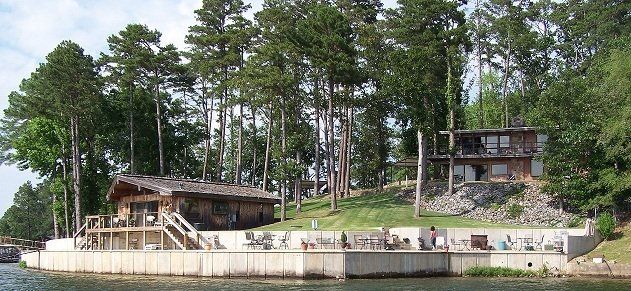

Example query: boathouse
[75,174,279,250]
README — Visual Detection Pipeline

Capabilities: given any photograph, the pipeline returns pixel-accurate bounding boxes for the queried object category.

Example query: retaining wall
[21,249,567,279]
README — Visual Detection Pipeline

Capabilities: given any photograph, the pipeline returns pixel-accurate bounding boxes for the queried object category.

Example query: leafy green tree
[293,2,358,211]
[385,0,467,217]
[0,182,52,240]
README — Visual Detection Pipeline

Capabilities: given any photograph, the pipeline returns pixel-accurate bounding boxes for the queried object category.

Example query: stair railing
[161,212,190,249]
[73,221,88,250]
[171,212,210,247]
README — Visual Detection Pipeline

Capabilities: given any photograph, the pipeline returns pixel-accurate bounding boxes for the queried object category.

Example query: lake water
[1,263,629,291]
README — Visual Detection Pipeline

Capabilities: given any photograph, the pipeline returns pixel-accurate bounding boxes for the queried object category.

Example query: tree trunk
[51,192,60,239]
[336,113,347,197]
[262,101,273,192]
[61,151,71,238]
[251,104,258,186]
[328,78,337,211]
[501,40,511,128]
[129,82,135,174]
[314,80,321,197]
[203,87,214,180]
[414,128,428,218]
[280,96,287,222]
[448,62,456,195]
[155,82,165,176]
[345,106,352,197]
[476,0,484,128]
[71,115,82,232]
[216,98,226,182]
[295,151,302,214]
[236,103,243,184]
[448,107,456,195]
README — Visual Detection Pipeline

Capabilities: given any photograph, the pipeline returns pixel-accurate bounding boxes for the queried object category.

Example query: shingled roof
[107,174,279,203]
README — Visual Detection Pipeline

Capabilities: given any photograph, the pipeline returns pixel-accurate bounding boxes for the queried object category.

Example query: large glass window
[499,136,510,153]
[486,135,498,154]
[213,201,229,214]
[492,164,508,175]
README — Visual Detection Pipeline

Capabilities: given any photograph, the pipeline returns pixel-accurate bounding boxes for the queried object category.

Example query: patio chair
[450,238,463,251]
[534,235,545,250]
[418,237,426,250]
[354,235,366,250]
[243,231,256,249]
[146,215,155,226]
[369,235,382,250]
[506,235,517,250]
[278,232,289,249]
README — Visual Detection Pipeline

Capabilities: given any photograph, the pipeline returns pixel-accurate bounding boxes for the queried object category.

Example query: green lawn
[585,222,631,264]
[257,190,527,231]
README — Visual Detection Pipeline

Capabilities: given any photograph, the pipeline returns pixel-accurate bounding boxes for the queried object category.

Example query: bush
[19,261,27,268]
[508,204,524,218]
[568,216,584,228]
[597,212,616,240]
[463,266,541,277]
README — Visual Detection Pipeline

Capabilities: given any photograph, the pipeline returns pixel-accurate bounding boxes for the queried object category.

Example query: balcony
[429,142,544,160]
[85,212,164,233]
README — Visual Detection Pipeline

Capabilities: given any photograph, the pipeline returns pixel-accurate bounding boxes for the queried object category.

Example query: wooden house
[75,175,279,250]
[430,127,547,181]
[394,127,547,182]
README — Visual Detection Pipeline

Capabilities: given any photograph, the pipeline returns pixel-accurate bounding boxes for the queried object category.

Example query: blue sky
[0,0,400,216]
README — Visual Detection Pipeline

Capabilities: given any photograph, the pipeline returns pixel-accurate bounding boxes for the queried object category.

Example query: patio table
[459,239,471,251]
[517,237,534,250]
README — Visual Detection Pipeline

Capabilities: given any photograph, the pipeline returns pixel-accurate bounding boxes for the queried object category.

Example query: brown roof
[107,174,280,203]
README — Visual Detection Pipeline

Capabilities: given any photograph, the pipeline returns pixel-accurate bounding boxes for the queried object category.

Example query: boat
[0,245,21,263]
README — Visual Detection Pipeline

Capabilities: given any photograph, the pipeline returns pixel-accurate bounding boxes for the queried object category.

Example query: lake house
[429,127,547,181]
[75,174,279,250]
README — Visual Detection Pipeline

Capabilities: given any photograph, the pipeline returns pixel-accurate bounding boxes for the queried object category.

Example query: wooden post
[110,232,113,250]
[126,231,129,250]
[143,231,146,250]
[98,232,101,250]
[184,234,188,250]
[161,230,164,250]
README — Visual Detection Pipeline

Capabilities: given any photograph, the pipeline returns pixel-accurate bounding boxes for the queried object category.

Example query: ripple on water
[1,264,629,291]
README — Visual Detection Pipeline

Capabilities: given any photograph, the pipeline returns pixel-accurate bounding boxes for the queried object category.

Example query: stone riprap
[397,182,575,227]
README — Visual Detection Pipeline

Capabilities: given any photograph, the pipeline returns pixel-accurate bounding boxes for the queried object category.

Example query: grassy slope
[585,222,631,263]
[257,189,526,231]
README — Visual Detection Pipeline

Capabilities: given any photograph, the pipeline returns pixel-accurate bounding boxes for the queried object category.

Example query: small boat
[0,245,21,263]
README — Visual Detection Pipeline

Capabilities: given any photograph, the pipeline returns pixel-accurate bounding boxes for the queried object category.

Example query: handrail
[161,212,187,237]
[73,222,87,239]
[171,212,210,246]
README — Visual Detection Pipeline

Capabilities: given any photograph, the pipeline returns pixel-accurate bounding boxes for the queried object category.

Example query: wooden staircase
[161,212,209,250]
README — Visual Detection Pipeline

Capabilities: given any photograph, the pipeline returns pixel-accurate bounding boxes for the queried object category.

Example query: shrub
[19,261,27,268]
[490,203,501,211]
[507,203,524,218]
[597,212,616,240]
[568,216,584,228]
[463,266,541,277]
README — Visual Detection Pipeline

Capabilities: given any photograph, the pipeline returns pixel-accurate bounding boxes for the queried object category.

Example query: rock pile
[397,182,575,227]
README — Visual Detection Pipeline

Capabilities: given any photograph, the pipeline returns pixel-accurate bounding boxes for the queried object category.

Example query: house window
[213,201,229,214]
[184,198,201,220]
[531,159,544,177]
[492,164,508,175]
[486,136,498,154]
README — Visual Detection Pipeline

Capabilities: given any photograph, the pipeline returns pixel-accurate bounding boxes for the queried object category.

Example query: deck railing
[432,141,544,157]
[85,212,164,230]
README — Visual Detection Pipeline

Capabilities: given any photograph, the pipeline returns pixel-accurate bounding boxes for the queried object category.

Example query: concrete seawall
[22,250,567,279]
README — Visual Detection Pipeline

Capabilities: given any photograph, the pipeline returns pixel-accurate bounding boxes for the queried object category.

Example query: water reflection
[1,264,629,291]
